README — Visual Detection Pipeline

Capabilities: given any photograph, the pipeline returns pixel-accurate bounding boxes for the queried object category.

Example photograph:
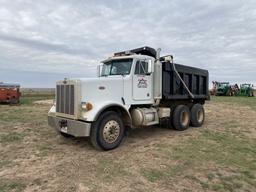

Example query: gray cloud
[0,0,255,87]
[0,33,95,55]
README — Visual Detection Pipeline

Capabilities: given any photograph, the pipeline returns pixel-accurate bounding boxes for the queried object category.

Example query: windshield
[101,59,133,76]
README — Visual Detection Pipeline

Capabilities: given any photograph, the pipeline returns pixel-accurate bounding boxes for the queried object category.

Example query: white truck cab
[48,46,209,150]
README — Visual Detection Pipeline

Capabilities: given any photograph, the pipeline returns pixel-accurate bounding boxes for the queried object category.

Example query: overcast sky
[0,0,255,87]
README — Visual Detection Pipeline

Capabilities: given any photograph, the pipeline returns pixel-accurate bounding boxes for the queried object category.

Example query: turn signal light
[81,102,93,111]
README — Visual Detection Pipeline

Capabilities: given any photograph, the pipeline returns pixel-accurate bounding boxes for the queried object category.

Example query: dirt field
[0,96,256,192]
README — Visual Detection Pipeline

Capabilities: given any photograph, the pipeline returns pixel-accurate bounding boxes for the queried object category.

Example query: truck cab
[48,46,209,150]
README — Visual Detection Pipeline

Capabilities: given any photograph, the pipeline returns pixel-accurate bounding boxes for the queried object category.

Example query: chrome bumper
[48,115,91,137]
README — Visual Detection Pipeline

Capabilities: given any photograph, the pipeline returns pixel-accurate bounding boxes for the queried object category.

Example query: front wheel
[90,111,125,150]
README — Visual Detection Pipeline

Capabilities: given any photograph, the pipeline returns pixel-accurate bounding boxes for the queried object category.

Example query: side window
[135,60,148,75]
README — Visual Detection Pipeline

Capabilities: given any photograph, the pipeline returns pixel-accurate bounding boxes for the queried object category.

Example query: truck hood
[78,76,124,104]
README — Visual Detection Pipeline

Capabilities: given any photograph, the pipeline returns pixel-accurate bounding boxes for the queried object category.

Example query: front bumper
[48,115,91,137]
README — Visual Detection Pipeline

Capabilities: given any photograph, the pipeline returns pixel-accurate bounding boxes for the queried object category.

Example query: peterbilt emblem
[99,86,105,90]
[137,78,147,88]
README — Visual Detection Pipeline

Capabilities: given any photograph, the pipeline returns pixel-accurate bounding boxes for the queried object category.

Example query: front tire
[172,105,190,131]
[190,104,205,127]
[90,111,125,150]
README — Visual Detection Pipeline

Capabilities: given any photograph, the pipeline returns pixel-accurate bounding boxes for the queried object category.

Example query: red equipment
[210,81,218,96]
[0,82,21,104]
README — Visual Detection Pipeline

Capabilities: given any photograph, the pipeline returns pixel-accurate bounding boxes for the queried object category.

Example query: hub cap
[197,110,204,123]
[103,120,120,143]
[181,111,189,127]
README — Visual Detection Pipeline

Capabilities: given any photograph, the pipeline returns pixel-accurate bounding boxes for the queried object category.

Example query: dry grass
[0,96,256,192]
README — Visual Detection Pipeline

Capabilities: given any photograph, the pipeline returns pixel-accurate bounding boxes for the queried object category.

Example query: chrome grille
[56,84,75,115]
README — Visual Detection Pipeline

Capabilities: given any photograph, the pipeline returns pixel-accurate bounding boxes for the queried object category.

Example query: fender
[94,103,130,120]
[80,101,131,124]
[94,103,131,126]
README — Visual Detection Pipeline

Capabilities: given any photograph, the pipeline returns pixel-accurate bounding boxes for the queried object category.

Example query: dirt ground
[0,97,255,192]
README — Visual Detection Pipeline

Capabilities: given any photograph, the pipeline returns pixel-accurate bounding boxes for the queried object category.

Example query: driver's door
[132,59,152,101]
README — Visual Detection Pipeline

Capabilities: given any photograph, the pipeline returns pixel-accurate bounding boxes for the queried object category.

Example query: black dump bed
[162,61,209,101]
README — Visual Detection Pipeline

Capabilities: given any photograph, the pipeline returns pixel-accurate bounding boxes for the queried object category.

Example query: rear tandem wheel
[190,104,205,127]
[172,105,191,131]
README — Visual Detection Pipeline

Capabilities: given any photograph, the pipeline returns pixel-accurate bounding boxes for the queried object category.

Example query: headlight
[81,102,93,111]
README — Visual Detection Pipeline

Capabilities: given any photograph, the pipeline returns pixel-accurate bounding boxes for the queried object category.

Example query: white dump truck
[48,47,209,150]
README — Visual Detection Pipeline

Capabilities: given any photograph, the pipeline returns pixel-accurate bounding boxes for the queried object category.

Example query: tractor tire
[190,104,205,127]
[90,111,125,150]
[172,105,190,131]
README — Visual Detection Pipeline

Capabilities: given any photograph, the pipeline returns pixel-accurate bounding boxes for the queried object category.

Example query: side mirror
[147,60,153,74]
[97,64,103,77]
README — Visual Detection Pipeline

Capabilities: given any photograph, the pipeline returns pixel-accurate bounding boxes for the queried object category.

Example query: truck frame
[48,47,209,150]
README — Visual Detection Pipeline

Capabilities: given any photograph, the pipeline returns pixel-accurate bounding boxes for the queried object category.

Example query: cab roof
[102,53,154,63]
[113,46,157,58]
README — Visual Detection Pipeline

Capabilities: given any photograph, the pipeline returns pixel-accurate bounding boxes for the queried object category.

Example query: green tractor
[214,82,239,96]
[236,84,254,97]
[216,82,232,96]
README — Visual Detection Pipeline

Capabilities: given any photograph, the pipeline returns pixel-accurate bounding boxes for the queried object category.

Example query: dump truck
[236,84,254,97]
[48,47,209,150]
[0,82,21,104]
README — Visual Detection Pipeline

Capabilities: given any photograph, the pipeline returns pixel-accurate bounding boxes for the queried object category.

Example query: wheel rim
[103,120,120,144]
[181,111,189,127]
[197,109,204,123]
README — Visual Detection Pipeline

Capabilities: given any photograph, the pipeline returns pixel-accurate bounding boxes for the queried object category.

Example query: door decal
[137,78,147,88]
